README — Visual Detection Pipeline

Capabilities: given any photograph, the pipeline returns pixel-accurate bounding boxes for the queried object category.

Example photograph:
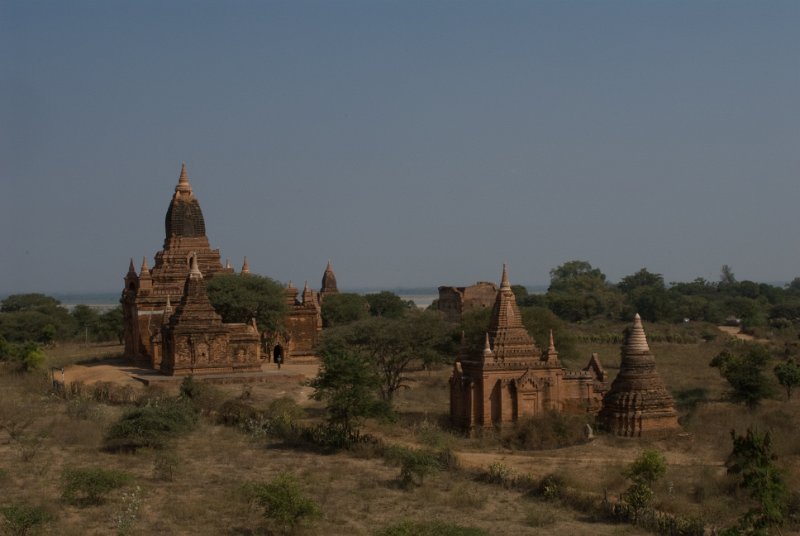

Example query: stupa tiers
[449,265,608,430]
[122,164,330,373]
[599,314,680,437]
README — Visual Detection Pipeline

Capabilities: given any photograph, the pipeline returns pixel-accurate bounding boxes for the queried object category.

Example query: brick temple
[449,265,608,430]
[122,164,333,374]
[599,314,680,437]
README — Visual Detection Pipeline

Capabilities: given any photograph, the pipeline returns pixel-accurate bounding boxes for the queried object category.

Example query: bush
[536,473,566,500]
[152,451,180,481]
[61,467,131,506]
[0,503,54,535]
[103,399,198,452]
[502,411,592,450]
[245,473,319,534]
[374,520,488,536]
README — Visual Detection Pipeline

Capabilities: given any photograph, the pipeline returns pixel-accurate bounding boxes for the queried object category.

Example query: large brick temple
[449,265,608,430]
[122,164,335,374]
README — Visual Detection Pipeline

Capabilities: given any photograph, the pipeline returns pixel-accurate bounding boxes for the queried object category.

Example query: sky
[1,1,799,294]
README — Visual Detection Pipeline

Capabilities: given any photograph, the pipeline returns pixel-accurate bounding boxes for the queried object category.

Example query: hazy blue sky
[1,1,798,294]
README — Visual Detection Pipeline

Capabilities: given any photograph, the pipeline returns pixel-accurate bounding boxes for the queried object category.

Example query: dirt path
[717,325,769,343]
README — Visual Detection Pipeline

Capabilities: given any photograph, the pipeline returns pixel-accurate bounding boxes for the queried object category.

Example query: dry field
[2,336,799,534]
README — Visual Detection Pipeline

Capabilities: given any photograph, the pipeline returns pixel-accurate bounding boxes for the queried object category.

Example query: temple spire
[140,256,150,275]
[548,330,556,354]
[175,162,192,195]
[625,313,650,354]
[482,332,494,357]
[241,256,250,274]
[127,258,136,275]
[500,263,510,290]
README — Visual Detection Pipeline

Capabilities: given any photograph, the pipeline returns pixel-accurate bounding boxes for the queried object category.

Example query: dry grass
[5,336,800,534]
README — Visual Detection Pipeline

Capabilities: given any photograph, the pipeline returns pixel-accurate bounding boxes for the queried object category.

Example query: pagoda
[599,314,680,437]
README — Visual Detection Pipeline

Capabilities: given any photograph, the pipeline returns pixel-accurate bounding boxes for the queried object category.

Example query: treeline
[0,293,123,369]
[512,261,800,329]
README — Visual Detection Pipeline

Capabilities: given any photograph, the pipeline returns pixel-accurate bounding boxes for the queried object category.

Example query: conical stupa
[599,314,680,437]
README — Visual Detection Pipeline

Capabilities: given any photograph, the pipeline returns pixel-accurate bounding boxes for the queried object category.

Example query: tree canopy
[320,293,369,328]
[206,273,288,335]
[710,345,776,408]
[316,310,455,405]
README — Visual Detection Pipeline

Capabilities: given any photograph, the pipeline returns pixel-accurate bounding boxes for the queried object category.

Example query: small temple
[449,265,608,430]
[122,164,333,374]
[599,314,680,437]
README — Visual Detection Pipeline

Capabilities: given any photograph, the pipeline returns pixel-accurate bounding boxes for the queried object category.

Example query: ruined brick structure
[277,281,323,363]
[599,314,680,437]
[437,282,497,322]
[122,164,326,373]
[450,266,607,430]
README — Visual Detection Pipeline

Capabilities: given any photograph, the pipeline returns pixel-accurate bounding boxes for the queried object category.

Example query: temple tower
[599,314,680,437]
[319,260,339,302]
[122,163,232,363]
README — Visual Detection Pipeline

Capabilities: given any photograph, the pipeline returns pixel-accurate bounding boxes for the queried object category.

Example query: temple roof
[321,260,338,293]
[165,163,207,239]
[487,264,539,360]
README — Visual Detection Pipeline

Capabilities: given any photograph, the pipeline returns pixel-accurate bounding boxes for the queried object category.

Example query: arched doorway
[273,345,284,368]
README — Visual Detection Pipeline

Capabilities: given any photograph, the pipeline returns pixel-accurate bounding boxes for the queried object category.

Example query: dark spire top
[127,258,136,275]
[321,260,338,293]
[165,162,206,239]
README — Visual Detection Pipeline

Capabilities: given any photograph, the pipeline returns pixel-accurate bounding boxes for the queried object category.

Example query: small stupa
[599,314,680,437]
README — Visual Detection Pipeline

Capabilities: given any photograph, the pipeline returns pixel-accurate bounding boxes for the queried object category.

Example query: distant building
[436,282,497,322]
[449,266,607,430]
[122,164,330,374]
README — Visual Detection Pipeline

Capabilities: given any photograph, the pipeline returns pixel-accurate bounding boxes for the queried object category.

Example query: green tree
[617,268,677,322]
[206,273,288,336]
[774,358,800,400]
[0,294,76,343]
[309,350,386,432]
[723,428,788,533]
[97,306,124,343]
[626,449,667,487]
[0,293,62,313]
[621,450,666,518]
[546,260,624,322]
[365,291,414,319]
[317,310,454,404]
[320,293,369,327]
[710,345,776,408]
[246,473,319,535]
[71,304,99,342]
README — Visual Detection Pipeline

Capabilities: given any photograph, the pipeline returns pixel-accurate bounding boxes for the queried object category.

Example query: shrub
[61,467,131,506]
[501,411,592,450]
[537,473,566,500]
[0,503,54,535]
[103,399,198,452]
[374,520,488,536]
[245,473,319,534]
[483,462,513,487]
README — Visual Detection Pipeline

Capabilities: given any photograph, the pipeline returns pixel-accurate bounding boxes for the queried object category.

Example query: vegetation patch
[374,520,488,536]
[103,399,198,452]
[61,467,132,506]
